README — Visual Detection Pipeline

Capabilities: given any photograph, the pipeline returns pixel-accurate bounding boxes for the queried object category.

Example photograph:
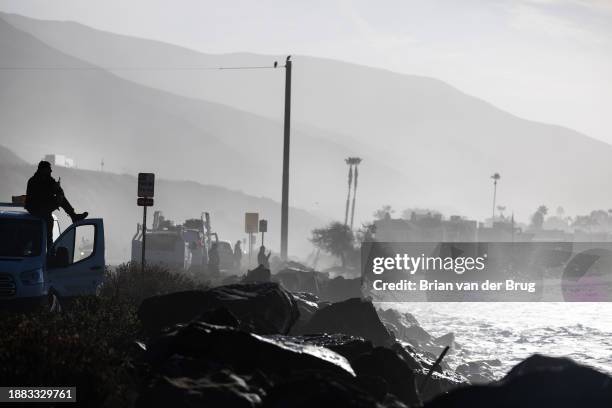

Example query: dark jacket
[258,250,271,267]
[25,172,62,214]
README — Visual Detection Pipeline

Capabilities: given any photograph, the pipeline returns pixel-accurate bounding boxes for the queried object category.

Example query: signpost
[138,173,155,197]
[259,219,268,246]
[137,197,154,207]
[137,173,155,273]
[245,213,259,266]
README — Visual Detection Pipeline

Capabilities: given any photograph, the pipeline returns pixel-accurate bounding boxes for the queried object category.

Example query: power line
[0,65,280,71]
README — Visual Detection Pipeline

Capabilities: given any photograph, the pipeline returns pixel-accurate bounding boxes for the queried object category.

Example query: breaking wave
[382,302,612,379]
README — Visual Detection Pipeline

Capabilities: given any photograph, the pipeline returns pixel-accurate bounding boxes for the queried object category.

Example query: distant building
[478,221,527,242]
[374,212,612,243]
[44,154,75,168]
[374,213,478,242]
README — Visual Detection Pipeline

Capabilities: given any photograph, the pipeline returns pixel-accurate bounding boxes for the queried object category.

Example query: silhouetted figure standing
[257,245,271,269]
[234,240,242,270]
[25,161,88,250]
[208,242,220,276]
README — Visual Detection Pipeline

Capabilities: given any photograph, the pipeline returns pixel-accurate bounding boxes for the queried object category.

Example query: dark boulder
[426,354,612,408]
[244,265,271,283]
[378,308,432,345]
[196,307,240,328]
[262,372,408,408]
[146,321,356,381]
[272,333,374,363]
[278,331,429,405]
[377,308,420,327]
[327,337,374,363]
[419,369,467,403]
[352,347,420,406]
[137,370,264,408]
[389,342,425,371]
[140,321,423,407]
[138,282,299,336]
[289,292,320,334]
[274,267,321,294]
[391,342,466,402]
[320,276,362,302]
[300,298,393,346]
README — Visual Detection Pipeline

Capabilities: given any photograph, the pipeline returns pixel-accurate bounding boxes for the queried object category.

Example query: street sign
[138,173,155,197]
[137,172,155,275]
[245,212,259,233]
[259,219,268,233]
[137,197,154,207]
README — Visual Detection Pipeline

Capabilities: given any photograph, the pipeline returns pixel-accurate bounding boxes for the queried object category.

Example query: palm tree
[344,158,354,225]
[349,157,362,229]
[491,173,501,222]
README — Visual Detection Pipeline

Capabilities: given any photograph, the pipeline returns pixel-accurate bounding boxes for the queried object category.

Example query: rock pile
[134,280,612,408]
[138,282,299,335]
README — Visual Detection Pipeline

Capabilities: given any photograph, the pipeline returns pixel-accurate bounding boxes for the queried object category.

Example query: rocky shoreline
[132,265,612,407]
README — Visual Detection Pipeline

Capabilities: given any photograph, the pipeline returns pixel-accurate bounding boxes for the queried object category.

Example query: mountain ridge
[2,12,612,223]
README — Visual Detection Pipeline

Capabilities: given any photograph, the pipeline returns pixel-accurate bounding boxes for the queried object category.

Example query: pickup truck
[0,203,105,311]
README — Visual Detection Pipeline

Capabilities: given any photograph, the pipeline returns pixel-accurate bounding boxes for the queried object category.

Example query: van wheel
[48,293,62,313]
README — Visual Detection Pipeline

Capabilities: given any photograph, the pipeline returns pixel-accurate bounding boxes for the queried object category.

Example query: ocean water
[380,302,612,379]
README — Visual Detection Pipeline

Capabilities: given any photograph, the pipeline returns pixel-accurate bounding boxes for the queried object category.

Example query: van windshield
[0,218,43,257]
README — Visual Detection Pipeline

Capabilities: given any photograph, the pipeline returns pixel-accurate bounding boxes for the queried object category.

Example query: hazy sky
[1,0,611,143]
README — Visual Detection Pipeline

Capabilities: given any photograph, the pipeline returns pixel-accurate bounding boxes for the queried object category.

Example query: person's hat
[38,160,52,170]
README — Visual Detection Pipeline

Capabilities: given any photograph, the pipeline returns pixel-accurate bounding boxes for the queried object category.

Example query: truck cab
[0,204,105,311]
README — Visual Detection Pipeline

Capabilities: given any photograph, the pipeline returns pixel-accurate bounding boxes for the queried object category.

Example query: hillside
[0,145,26,166]
[0,15,410,225]
[3,13,612,221]
[0,147,324,263]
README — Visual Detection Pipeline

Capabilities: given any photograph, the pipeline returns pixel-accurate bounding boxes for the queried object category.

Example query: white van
[0,204,105,311]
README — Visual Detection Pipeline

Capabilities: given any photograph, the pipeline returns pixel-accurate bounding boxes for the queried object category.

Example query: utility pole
[280,56,292,261]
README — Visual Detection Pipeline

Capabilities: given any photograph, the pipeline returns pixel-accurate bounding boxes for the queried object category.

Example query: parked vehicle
[130,210,235,272]
[212,238,235,271]
[0,202,105,311]
[131,224,191,271]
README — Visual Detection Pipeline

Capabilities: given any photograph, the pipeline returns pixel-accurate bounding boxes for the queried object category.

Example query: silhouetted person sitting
[25,161,88,250]
[257,245,271,269]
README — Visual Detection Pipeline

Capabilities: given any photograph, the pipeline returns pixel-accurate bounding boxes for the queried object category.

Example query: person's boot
[70,212,88,223]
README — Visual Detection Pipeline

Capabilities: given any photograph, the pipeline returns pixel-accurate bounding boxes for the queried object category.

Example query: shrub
[99,262,209,309]
[0,296,140,407]
[0,263,210,407]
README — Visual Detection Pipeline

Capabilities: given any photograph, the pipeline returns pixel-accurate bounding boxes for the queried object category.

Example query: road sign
[137,197,154,207]
[259,219,268,233]
[245,212,259,234]
[137,172,155,275]
[138,173,155,197]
